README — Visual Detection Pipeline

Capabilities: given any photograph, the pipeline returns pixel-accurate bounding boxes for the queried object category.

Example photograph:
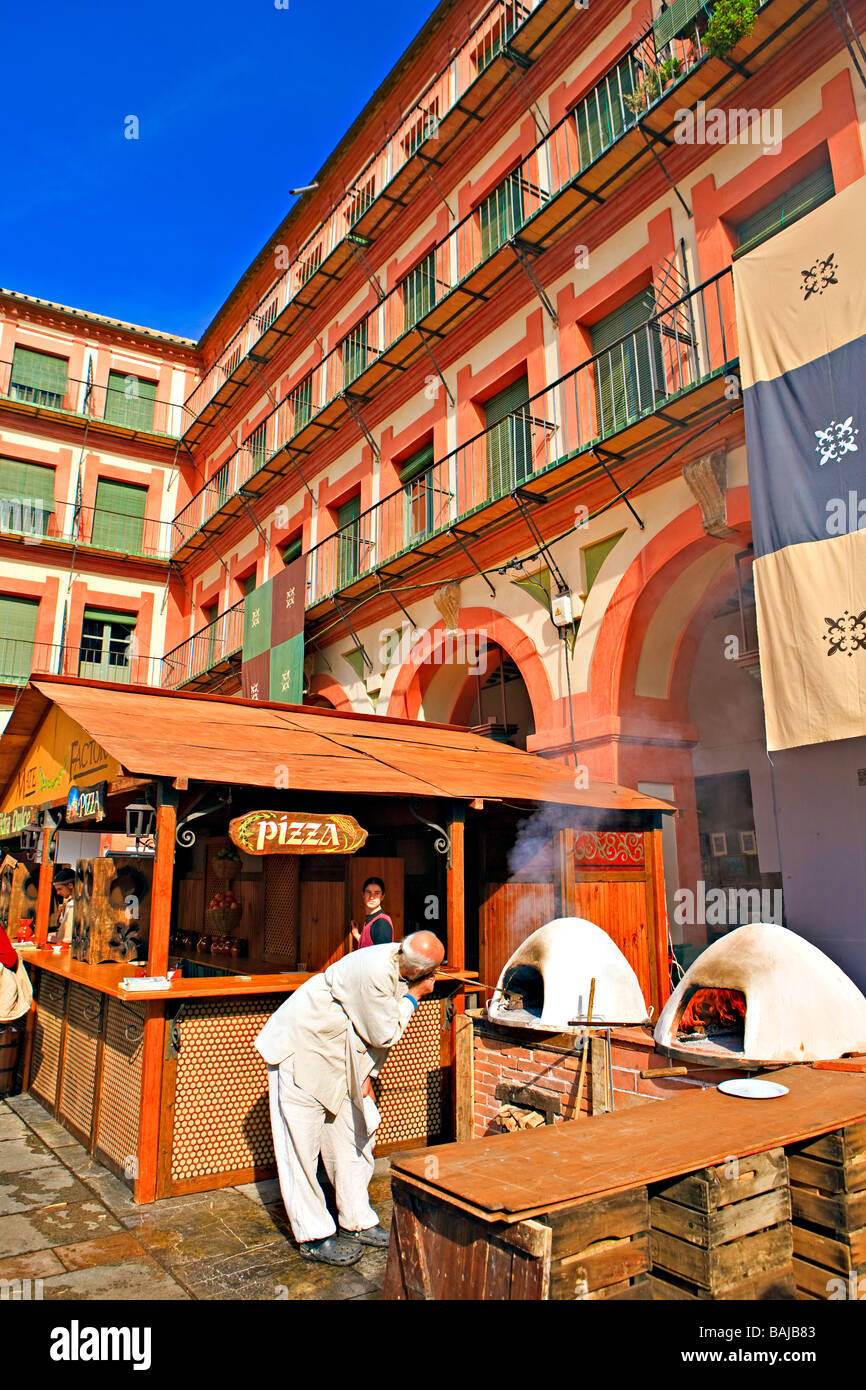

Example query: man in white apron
[255,930,444,1266]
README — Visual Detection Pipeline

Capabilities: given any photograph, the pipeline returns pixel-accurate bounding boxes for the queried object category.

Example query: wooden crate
[650,1148,796,1299]
[71,856,153,965]
[383,1176,650,1300]
[789,1124,866,1300]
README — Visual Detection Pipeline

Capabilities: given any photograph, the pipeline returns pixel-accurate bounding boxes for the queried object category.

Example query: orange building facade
[3,0,866,981]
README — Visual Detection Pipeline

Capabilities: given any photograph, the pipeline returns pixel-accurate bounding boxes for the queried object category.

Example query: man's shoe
[340,1223,390,1248]
[299,1235,363,1266]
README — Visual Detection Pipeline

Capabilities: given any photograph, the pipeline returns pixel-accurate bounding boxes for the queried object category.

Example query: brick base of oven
[472,1017,753,1137]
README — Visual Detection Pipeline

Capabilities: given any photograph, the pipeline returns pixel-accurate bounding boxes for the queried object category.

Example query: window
[574,59,637,169]
[653,0,707,49]
[78,608,136,683]
[282,537,303,565]
[256,298,279,333]
[298,244,323,286]
[401,252,437,331]
[9,347,68,409]
[104,371,157,432]
[479,172,525,258]
[245,421,268,471]
[400,442,437,540]
[208,463,230,515]
[335,494,361,587]
[472,5,527,72]
[0,458,54,537]
[222,344,242,379]
[0,595,39,684]
[734,163,835,257]
[203,601,219,670]
[347,177,375,227]
[485,376,532,497]
[342,321,369,387]
[290,376,313,433]
[90,479,148,554]
[243,571,258,594]
[591,289,665,435]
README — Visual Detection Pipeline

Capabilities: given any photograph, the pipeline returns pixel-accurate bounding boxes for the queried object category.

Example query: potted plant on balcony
[704,0,758,57]
[624,55,683,115]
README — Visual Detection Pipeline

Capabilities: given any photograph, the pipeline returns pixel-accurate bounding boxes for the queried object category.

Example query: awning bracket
[592,448,645,529]
[347,239,386,302]
[409,804,451,868]
[511,240,558,325]
[510,491,569,594]
[333,596,373,671]
[637,124,692,220]
[342,392,380,460]
[448,526,496,596]
[413,325,454,405]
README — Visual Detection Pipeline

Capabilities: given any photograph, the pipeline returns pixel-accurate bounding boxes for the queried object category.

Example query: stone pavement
[0,1095,391,1300]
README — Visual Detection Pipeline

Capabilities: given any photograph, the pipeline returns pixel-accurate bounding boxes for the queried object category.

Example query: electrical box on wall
[551,593,583,627]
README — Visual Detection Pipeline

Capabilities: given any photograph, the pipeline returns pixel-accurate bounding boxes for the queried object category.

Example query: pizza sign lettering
[229,811,368,856]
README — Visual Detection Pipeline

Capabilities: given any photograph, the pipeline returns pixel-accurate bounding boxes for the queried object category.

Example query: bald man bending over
[255,930,445,1266]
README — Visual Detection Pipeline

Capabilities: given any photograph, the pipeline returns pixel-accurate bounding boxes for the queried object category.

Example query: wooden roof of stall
[0,677,672,813]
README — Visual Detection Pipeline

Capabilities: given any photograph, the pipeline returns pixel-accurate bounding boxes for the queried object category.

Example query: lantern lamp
[125,798,156,845]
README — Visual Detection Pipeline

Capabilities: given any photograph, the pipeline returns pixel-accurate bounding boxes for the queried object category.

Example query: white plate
[717,1078,789,1099]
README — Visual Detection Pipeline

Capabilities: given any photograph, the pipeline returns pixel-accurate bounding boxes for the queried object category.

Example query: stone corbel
[682,449,735,538]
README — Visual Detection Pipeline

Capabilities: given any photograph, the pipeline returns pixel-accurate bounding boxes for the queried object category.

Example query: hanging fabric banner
[733,176,866,750]
[241,554,306,703]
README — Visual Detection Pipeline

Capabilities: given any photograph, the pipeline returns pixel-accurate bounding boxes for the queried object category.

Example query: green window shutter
[291,377,313,433]
[653,0,706,49]
[734,163,835,257]
[90,479,148,554]
[485,376,531,498]
[243,571,259,593]
[336,495,361,587]
[203,603,219,668]
[591,289,664,434]
[282,538,303,564]
[79,608,136,683]
[480,173,524,259]
[402,252,437,331]
[0,458,55,536]
[0,595,39,684]
[342,323,368,387]
[104,372,157,431]
[576,60,635,170]
[245,421,268,470]
[398,442,436,485]
[9,348,68,408]
[400,442,437,541]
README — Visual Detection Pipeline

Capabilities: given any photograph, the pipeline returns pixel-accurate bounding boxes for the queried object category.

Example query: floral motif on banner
[573,831,645,868]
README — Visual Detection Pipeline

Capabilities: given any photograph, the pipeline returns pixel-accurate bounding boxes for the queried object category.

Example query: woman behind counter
[349,876,393,949]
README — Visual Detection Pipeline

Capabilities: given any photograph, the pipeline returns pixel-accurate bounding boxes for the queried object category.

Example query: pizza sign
[229,810,368,856]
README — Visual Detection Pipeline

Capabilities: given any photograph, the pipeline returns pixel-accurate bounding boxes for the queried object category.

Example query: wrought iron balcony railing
[0,361,185,438]
[173,19,709,551]
[0,638,165,689]
[162,600,245,690]
[305,268,736,603]
[0,497,173,560]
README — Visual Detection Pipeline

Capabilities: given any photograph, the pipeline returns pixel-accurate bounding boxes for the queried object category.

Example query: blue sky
[0,0,436,340]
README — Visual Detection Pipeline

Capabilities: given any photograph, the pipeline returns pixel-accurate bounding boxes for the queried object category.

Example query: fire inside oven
[676,987,746,1053]
[499,964,545,1022]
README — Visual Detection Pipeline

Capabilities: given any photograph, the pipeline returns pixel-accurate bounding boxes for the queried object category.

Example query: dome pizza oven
[487,917,650,1031]
[655,923,866,1067]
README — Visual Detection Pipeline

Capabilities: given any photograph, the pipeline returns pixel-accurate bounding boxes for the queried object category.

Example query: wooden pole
[137,784,177,1203]
[33,827,54,947]
[446,802,465,971]
[147,796,177,976]
[555,826,576,919]
[574,977,595,1122]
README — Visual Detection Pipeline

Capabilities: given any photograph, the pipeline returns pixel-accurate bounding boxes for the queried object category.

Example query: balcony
[0,498,173,561]
[304,268,737,610]
[162,600,245,692]
[0,638,165,690]
[180,0,580,443]
[0,362,186,440]
[172,0,820,563]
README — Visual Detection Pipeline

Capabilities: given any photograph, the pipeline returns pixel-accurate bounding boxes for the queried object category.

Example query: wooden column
[555,826,576,919]
[137,785,177,1203]
[647,818,671,1013]
[33,827,54,947]
[446,803,465,971]
[147,794,177,976]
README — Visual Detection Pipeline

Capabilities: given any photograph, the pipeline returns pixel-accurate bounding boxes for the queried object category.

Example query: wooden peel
[573,977,596,1122]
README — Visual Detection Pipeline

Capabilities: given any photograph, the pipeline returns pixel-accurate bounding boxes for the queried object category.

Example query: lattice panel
[171,997,287,1182]
[264,858,299,960]
[373,998,444,1146]
[58,985,101,1138]
[29,974,67,1110]
[95,998,145,1177]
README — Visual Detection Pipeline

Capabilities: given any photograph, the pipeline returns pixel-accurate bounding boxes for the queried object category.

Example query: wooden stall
[0,675,673,1203]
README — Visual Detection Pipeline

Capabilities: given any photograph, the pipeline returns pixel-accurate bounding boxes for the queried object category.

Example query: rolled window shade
[398,442,435,484]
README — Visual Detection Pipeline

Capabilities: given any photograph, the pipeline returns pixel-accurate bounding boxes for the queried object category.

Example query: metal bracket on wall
[332,596,373,671]
[176,791,230,848]
[591,447,645,529]
[409,804,451,868]
[510,489,569,594]
[447,526,496,596]
[636,124,692,220]
[413,325,454,405]
[511,239,558,325]
[166,1001,188,1061]
[347,239,386,302]
[342,392,380,460]
[238,489,268,545]
[417,153,454,218]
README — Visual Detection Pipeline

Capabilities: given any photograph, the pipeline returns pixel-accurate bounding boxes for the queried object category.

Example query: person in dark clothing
[350,877,394,949]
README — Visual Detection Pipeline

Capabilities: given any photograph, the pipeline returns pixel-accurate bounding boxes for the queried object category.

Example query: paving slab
[11,1109,83,1149]
[40,1258,190,1301]
[0,1135,60,1174]
[0,1165,96,1216]
[0,1200,122,1258]
[53,1230,149,1272]
[0,1112,28,1142]
[0,1248,65,1280]
[233,1177,282,1206]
